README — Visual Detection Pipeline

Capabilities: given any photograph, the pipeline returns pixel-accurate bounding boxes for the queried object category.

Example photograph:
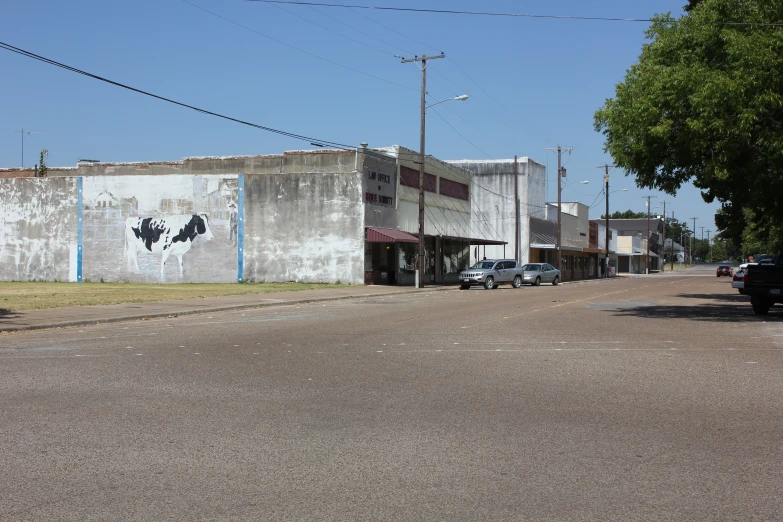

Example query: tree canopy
[600,210,648,219]
[594,0,783,251]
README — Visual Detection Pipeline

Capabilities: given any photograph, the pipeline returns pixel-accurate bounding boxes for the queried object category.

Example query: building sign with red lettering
[364,167,396,207]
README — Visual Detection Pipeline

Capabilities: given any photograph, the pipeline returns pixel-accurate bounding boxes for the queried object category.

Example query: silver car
[521,263,561,286]
[459,259,524,290]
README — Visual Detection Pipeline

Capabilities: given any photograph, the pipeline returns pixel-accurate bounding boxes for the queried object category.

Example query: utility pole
[706,230,711,263]
[401,52,445,288]
[670,211,675,270]
[514,155,520,262]
[597,164,613,278]
[660,200,669,272]
[699,226,706,262]
[546,145,573,271]
[689,217,697,265]
[680,228,686,266]
[642,195,657,273]
[14,128,46,168]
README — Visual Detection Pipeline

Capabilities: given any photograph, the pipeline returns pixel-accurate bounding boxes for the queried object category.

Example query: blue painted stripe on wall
[237,174,245,282]
[77,177,83,282]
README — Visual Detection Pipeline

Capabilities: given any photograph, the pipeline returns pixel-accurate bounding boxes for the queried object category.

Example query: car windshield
[719,265,731,269]
[521,264,542,271]
[471,261,495,270]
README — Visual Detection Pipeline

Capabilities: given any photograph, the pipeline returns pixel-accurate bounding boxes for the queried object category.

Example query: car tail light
[744,273,749,283]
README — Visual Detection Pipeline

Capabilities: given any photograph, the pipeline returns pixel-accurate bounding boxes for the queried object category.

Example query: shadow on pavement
[0,308,20,320]
[674,293,750,303]
[608,294,782,322]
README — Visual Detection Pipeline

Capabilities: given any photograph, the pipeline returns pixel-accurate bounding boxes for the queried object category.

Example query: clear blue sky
[0,0,719,238]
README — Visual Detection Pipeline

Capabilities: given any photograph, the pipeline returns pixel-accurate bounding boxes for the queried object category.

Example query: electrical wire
[306,2,412,56]
[0,41,360,150]
[179,0,416,91]
[325,0,423,56]
[443,59,554,144]
[429,107,495,161]
[248,1,783,26]
[260,0,396,56]
[247,1,659,22]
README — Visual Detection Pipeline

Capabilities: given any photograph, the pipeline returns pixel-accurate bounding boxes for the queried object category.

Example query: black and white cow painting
[124,214,214,279]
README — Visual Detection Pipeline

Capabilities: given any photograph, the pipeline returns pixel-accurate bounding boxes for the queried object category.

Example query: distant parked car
[732,270,745,294]
[520,263,561,286]
[717,265,732,277]
[459,259,524,290]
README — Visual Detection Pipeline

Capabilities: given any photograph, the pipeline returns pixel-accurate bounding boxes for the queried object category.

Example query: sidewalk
[0,285,449,333]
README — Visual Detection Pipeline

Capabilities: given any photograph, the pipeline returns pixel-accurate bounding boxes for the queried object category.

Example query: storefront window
[442,239,470,282]
[424,238,436,277]
[399,243,417,273]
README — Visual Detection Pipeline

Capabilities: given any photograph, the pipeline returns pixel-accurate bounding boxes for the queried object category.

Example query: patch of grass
[0,281,352,311]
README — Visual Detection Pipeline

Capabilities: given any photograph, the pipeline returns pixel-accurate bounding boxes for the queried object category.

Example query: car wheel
[484,277,495,290]
[512,275,522,288]
[552,276,560,286]
[460,284,470,290]
[739,289,744,295]
[533,277,541,287]
[751,297,771,315]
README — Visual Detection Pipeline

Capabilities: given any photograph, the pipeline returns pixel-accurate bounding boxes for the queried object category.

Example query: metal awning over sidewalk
[366,227,419,243]
[438,234,507,246]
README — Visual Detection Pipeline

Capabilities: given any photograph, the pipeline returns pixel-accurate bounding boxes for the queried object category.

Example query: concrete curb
[0,287,452,333]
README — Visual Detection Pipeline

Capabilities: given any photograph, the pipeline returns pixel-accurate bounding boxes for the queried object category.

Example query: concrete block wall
[243,171,365,284]
[0,177,80,282]
[1,167,366,284]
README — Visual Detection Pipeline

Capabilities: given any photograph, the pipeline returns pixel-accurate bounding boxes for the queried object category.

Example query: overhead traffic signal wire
[0,40,359,151]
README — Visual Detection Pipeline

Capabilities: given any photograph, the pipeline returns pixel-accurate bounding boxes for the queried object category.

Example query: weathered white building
[445,158,547,265]
[0,146,508,285]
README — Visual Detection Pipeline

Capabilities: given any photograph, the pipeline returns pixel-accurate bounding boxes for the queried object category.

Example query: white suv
[459,259,524,290]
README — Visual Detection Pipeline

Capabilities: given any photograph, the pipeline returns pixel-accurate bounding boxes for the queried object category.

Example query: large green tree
[594,0,783,249]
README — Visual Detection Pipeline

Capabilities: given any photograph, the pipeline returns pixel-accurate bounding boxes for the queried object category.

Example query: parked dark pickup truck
[744,253,783,315]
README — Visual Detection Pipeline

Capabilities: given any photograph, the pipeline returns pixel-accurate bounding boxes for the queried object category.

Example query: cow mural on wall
[82,175,238,283]
[125,214,214,279]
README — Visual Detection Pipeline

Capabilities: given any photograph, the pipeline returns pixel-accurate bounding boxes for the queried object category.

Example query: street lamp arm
[425,94,469,109]
[561,180,589,190]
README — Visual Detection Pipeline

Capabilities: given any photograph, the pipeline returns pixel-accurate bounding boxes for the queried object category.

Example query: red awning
[366,227,419,243]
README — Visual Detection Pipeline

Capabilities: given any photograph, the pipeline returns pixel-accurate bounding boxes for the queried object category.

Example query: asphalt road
[2,265,781,521]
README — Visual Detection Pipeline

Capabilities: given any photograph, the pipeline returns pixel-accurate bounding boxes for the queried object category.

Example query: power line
[325,0,427,55]
[179,0,415,91]
[260,0,396,56]
[305,1,412,56]
[429,106,495,161]
[247,1,658,22]
[444,58,554,144]
[251,0,557,169]
[249,1,783,26]
[0,41,358,150]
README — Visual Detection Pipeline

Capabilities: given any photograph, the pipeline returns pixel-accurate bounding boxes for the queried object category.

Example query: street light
[427,94,469,108]
[556,179,588,272]
[415,93,468,287]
